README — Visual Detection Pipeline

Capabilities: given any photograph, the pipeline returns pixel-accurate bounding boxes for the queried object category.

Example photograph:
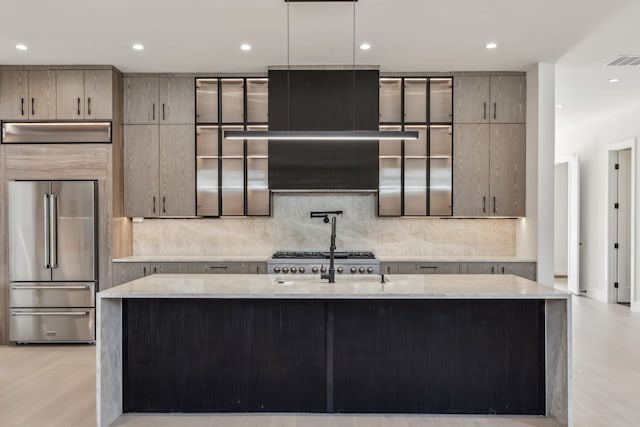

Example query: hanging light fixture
[224,0,418,141]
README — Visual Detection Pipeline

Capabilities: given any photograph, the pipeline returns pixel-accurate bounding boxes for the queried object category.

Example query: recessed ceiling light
[15,44,28,51]
[608,78,620,83]
[132,43,144,51]
[240,44,252,51]
[485,42,498,49]
[359,43,371,51]
[556,104,565,109]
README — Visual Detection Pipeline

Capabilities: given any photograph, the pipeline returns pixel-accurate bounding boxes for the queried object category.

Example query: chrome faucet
[310,210,343,283]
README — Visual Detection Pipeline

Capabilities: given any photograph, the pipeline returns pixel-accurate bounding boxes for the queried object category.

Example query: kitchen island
[97,274,570,427]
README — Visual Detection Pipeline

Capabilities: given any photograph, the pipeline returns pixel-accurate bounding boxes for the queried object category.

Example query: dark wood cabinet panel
[123,299,327,412]
[333,299,545,414]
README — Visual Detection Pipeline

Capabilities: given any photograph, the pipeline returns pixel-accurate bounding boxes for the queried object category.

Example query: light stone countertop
[113,255,536,263]
[112,255,272,263]
[377,255,537,262]
[98,274,568,300]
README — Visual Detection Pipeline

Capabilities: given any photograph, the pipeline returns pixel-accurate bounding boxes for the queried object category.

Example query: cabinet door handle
[491,266,495,274]
[162,103,165,121]
[77,97,81,116]
[483,196,486,213]
[152,196,156,214]
[31,98,35,116]
[493,196,497,214]
[493,102,497,120]
[143,266,147,276]
[88,97,92,116]
[162,196,166,213]
[483,102,486,120]
[21,97,24,116]
[152,103,155,121]
[153,266,157,274]
[502,267,505,274]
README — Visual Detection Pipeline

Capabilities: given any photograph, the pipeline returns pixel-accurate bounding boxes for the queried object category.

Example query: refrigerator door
[50,181,96,281]
[9,282,95,308]
[10,308,95,342]
[8,181,52,282]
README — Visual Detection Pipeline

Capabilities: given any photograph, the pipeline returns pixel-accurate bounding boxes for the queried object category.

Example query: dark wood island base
[97,274,570,427]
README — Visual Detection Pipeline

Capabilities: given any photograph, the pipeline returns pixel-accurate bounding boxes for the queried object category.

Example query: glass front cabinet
[195,78,270,217]
[378,77,453,216]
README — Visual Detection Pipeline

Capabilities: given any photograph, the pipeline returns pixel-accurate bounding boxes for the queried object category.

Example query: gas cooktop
[271,251,376,260]
[268,251,379,275]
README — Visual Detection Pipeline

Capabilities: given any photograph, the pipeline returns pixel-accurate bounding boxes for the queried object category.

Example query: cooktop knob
[273,267,281,273]
[290,266,297,273]
[359,267,365,273]
[367,267,373,273]
[350,267,357,274]
[320,266,327,273]
[337,267,344,273]
[312,266,319,273]
[299,267,305,273]
[282,267,289,273]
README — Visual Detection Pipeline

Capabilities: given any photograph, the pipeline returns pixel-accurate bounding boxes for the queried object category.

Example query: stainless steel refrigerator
[8,180,97,343]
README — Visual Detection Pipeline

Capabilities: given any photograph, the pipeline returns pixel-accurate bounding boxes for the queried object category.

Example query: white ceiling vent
[604,55,640,66]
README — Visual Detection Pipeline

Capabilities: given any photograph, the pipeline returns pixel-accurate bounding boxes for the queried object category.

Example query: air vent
[604,55,640,66]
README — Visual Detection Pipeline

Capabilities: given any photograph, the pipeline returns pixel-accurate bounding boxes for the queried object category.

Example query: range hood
[1,122,111,144]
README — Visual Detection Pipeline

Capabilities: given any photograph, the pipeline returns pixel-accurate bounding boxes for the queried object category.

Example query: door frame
[605,139,636,308]
[555,154,580,295]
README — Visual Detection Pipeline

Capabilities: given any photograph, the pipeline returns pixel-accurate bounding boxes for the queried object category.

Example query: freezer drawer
[10,308,95,342]
[9,282,95,308]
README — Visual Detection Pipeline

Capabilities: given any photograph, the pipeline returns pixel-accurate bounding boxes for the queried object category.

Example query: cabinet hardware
[153,266,157,274]
[501,267,505,274]
[152,196,156,214]
[209,266,228,269]
[152,103,155,121]
[31,98,35,116]
[12,311,88,316]
[162,103,165,121]
[493,102,497,120]
[493,197,496,214]
[143,266,147,275]
[162,196,166,213]
[483,196,486,213]
[77,98,81,116]
[88,97,92,116]
[420,266,437,269]
[483,102,486,120]
[491,266,495,274]
[21,98,24,116]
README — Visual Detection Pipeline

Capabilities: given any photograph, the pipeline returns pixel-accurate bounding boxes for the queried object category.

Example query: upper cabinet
[378,76,453,217]
[56,69,113,120]
[0,70,56,120]
[453,75,525,124]
[124,76,194,124]
[0,68,114,121]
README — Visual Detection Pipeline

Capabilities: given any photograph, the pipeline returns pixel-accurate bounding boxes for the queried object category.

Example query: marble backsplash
[132,193,516,257]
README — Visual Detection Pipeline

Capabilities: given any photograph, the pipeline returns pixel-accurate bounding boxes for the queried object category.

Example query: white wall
[517,63,555,286]
[554,163,569,275]
[557,102,640,304]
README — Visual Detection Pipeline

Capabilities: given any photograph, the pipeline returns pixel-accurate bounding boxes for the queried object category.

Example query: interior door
[8,181,52,281]
[616,149,632,303]
[51,181,96,281]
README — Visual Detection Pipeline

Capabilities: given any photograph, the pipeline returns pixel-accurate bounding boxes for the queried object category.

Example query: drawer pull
[13,311,89,316]
[11,285,90,290]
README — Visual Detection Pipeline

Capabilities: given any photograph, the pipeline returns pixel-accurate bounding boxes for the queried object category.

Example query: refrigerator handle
[50,193,58,269]
[43,194,50,269]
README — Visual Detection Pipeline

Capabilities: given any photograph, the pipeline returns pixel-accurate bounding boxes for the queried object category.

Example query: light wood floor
[2,295,640,427]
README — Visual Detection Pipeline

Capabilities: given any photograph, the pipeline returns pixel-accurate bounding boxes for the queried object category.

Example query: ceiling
[0,0,638,131]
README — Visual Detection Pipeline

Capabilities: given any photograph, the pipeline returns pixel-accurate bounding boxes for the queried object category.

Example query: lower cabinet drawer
[9,283,95,308]
[10,308,95,342]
